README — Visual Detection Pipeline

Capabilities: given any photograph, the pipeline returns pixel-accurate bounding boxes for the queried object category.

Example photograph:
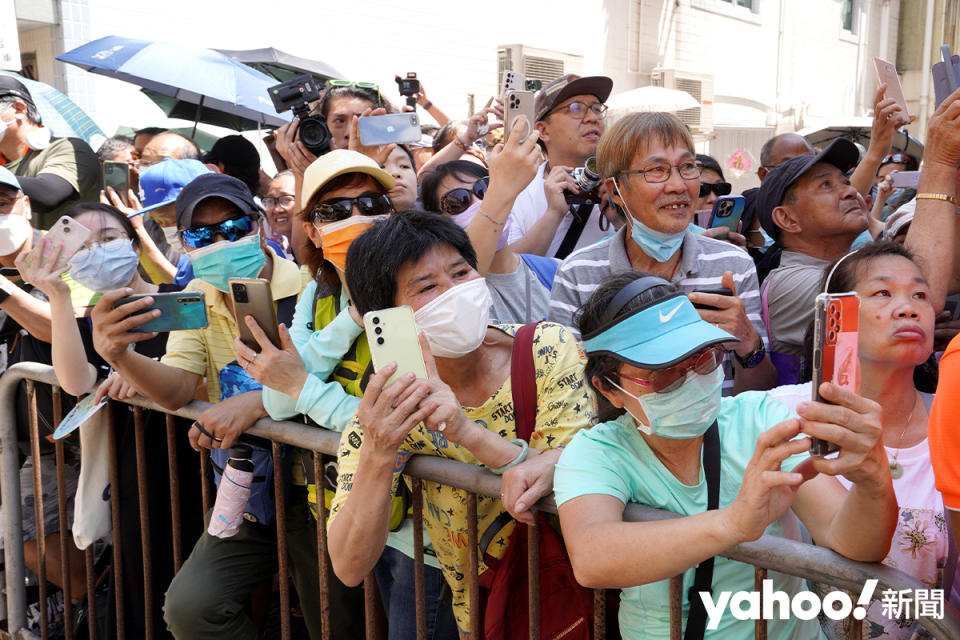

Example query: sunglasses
[699,182,732,198]
[439,177,489,215]
[180,215,257,249]
[618,346,725,394]
[309,193,394,223]
[327,80,382,106]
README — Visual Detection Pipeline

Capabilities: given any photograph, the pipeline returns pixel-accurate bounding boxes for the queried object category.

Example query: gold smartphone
[229,278,280,352]
[363,306,427,388]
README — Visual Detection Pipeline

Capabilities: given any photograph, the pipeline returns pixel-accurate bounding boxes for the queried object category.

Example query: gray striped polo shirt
[547,226,768,346]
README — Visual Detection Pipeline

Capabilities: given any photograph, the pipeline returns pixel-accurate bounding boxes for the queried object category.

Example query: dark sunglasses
[309,193,394,223]
[618,346,725,394]
[180,215,257,249]
[439,177,489,215]
[699,182,732,198]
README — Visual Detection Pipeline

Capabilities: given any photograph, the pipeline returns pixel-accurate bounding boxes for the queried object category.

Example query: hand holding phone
[810,292,861,456]
[22,216,92,271]
[708,196,745,235]
[229,278,281,352]
[873,58,909,118]
[103,161,131,208]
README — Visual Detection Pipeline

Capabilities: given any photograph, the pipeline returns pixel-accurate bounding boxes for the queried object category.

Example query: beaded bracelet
[489,439,529,475]
[453,135,470,151]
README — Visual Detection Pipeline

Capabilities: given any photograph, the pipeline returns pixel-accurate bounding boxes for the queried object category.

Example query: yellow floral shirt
[328,322,596,633]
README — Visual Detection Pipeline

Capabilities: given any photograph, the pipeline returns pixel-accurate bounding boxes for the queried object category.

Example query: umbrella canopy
[57,35,291,131]
[0,70,106,148]
[798,119,924,160]
[606,85,700,114]
[216,47,345,84]
[113,125,220,152]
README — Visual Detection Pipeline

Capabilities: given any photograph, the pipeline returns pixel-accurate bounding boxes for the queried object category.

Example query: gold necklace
[888,393,919,480]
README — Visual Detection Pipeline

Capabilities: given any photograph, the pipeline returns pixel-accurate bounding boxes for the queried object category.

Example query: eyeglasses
[548,101,608,120]
[327,80,382,107]
[619,161,702,184]
[180,215,257,249]
[262,195,296,210]
[618,346,725,394]
[439,177,489,215]
[698,181,732,198]
[309,193,394,223]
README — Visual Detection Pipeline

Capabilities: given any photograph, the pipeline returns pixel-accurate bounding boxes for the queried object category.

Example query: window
[691,0,760,22]
[842,0,855,32]
[720,0,753,8]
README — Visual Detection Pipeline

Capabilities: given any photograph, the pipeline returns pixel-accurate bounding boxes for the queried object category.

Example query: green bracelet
[489,439,529,475]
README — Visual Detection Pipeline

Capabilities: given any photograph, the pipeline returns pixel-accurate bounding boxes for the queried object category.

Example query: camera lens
[372,316,380,325]
[374,327,382,335]
[377,337,384,345]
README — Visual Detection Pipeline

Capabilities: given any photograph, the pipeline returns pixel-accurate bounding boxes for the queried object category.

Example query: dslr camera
[267,74,331,156]
[395,72,420,108]
[565,156,602,206]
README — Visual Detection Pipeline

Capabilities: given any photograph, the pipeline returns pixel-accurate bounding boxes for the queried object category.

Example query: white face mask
[162,226,184,253]
[0,213,31,255]
[24,126,51,151]
[413,278,492,358]
[0,117,7,144]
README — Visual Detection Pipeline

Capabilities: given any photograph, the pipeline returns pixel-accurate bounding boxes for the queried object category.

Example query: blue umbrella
[57,35,291,131]
[0,70,106,148]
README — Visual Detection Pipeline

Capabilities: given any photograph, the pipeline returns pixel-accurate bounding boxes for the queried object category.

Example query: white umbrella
[605,86,700,115]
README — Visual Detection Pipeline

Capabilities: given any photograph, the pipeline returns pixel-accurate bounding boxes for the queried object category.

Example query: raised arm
[849,85,911,198]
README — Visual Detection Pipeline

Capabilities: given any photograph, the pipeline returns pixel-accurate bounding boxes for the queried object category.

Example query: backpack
[478,322,594,640]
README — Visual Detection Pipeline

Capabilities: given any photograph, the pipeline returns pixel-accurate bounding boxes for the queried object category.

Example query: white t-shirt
[506,162,613,257]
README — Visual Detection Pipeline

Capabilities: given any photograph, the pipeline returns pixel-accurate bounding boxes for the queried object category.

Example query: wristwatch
[734,344,766,368]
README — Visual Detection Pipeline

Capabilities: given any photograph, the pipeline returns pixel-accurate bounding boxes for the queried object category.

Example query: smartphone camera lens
[372,316,380,325]
[374,327,382,335]
[377,337,384,345]
[231,284,248,303]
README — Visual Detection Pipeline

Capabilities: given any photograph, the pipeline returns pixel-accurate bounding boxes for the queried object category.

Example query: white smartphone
[889,170,919,189]
[358,112,421,146]
[503,90,535,145]
[363,306,427,388]
[23,216,92,271]
[873,58,909,118]
[501,70,524,98]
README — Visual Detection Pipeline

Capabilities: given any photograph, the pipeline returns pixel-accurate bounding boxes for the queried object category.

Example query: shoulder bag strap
[553,204,593,260]
[684,421,721,640]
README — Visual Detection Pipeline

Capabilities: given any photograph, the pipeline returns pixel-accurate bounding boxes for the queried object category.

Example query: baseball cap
[756,138,860,240]
[301,149,394,206]
[139,159,211,213]
[883,198,916,240]
[534,74,614,122]
[0,165,21,191]
[176,173,261,229]
[203,135,260,168]
[582,279,736,369]
[0,76,34,105]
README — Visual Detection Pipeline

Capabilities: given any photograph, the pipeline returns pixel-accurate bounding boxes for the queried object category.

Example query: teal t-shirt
[554,391,819,640]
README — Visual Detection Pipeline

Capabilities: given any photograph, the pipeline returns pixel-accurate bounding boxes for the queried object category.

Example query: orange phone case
[810,292,860,455]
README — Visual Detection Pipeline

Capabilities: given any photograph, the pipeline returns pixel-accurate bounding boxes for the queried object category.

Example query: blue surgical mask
[757,227,775,251]
[613,178,684,263]
[188,232,265,292]
[608,366,724,439]
[68,238,139,292]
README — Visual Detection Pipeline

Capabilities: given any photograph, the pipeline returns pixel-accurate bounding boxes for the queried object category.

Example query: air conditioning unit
[497,45,584,90]
[650,68,715,134]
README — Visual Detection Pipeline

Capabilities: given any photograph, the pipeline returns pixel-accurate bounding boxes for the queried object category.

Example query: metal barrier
[2,361,960,640]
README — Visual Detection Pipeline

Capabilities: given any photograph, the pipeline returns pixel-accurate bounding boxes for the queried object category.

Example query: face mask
[450,201,510,251]
[413,278,491,358]
[0,213,31,255]
[614,179,684,263]
[189,232,265,292]
[24,126,51,151]
[607,366,723,439]
[162,226,184,254]
[318,215,385,272]
[68,238,140,292]
[753,227,775,251]
[0,116,7,144]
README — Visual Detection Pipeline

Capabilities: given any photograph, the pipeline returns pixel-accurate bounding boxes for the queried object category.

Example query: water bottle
[208,444,254,538]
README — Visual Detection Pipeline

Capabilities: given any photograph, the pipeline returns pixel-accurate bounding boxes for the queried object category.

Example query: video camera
[565,156,602,206]
[396,72,420,108]
[267,74,331,156]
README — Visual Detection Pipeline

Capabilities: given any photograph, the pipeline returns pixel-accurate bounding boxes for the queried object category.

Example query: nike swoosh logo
[659,302,683,323]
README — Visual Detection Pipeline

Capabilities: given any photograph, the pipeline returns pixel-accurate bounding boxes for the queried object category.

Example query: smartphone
[504,90,535,145]
[114,291,207,332]
[691,287,732,311]
[363,306,427,388]
[501,70,524,98]
[708,196,745,235]
[810,292,861,456]
[23,216,92,271]
[872,58,909,117]
[103,161,130,207]
[932,45,960,107]
[889,170,920,189]
[358,112,421,146]
[229,278,280,352]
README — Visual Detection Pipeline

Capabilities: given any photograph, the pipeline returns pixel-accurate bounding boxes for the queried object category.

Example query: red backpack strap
[510,321,541,442]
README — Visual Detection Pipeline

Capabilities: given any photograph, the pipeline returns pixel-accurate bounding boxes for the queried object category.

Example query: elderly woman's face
[394,243,480,312]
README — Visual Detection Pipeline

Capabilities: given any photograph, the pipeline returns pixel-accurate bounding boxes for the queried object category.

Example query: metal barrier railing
[2,361,960,640]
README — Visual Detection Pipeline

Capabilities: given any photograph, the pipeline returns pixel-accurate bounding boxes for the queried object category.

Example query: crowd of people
[2,64,960,640]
